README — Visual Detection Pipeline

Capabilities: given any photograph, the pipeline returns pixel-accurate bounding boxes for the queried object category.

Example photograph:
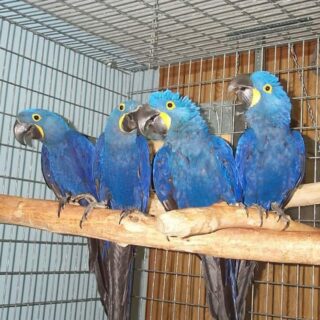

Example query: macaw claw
[251,204,267,227]
[271,202,291,230]
[71,193,109,228]
[57,192,72,218]
[119,209,135,225]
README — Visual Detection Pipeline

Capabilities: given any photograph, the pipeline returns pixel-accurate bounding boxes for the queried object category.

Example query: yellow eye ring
[263,84,272,94]
[32,114,41,121]
[118,103,125,112]
[166,101,176,110]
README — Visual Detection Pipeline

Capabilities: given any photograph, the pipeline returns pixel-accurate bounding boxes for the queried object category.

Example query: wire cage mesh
[0,0,320,320]
[140,41,320,320]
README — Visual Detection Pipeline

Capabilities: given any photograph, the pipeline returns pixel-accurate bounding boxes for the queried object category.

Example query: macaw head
[228,71,291,127]
[123,89,205,140]
[14,108,71,146]
[107,100,147,136]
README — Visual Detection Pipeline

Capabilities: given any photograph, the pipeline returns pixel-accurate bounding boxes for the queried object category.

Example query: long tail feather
[88,239,134,320]
[235,260,256,319]
[201,255,233,320]
[203,256,256,320]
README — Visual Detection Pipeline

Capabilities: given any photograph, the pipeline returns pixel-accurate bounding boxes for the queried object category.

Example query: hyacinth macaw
[229,71,305,219]
[13,109,111,316]
[93,100,151,319]
[126,90,253,320]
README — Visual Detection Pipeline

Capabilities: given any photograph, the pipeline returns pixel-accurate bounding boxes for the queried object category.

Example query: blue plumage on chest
[100,139,144,210]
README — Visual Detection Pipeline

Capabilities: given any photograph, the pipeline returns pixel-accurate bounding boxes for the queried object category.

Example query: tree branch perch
[0,186,320,265]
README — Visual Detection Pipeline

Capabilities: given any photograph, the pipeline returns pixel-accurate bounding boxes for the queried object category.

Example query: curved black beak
[13,120,43,147]
[123,104,168,139]
[121,111,138,133]
[228,74,254,106]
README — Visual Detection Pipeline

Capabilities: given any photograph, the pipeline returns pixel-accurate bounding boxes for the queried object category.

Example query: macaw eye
[32,114,42,121]
[166,101,176,110]
[263,84,272,94]
[118,103,125,112]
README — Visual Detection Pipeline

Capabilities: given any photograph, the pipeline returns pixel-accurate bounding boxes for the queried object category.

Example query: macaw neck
[165,113,210,150]
[245,101,291,130]
[103,122,137,148]
[42,127,72,146]
[250,122,291,141]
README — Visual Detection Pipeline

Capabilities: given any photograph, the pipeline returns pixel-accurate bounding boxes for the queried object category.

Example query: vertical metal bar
[29,32,49,320]
[209,55,219,133]
[231,51,239,145]
[1,23,21,320]
[219,54,226,135]
[197,58,203,104]
[171,61,182,320]
[187,60,192,97]
[196,259,202,320]
[310,36,319,320]
[247,50,251,74]
[149,248,158,319]
[166,64,170,89]
[250,278,255,320]
[183,253,192,320]
[42,40,59,320]
[159,250,169,320]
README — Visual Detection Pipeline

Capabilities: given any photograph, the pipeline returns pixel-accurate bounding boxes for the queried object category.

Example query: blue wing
[153,145,178,210]
[94,132,111,203]
[136,135,151,213]
[235,128,255,201]
[41,131,97,203]
[41,145,64,198]
[282,130,305,206]
[213,136,242,203]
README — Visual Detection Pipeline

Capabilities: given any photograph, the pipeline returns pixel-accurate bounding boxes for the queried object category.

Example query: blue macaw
[126,90,251,320]
[230,71,305,219]
[13,109,110,316]
[93,100,151,319]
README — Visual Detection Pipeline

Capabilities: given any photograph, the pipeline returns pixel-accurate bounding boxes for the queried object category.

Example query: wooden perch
[1,194,320,265]
[285,182,320,208]
[157,182,320,238]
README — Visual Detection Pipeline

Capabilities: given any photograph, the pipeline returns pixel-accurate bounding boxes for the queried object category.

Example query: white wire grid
[1,0,320,71]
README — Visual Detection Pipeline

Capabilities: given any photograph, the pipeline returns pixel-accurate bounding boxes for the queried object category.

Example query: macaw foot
[79,200,109,228]
[57,192,72,218]
[251,204,267,227]
[71,193,98,205]
[119,209,136,225]
[71,193,109,228]
[271,202,291,229]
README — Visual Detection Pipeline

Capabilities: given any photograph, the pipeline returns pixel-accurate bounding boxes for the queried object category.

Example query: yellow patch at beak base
[34,124,45,139]
[250,88,261,107]
[118,113,127,132]
[159,112,171,130]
